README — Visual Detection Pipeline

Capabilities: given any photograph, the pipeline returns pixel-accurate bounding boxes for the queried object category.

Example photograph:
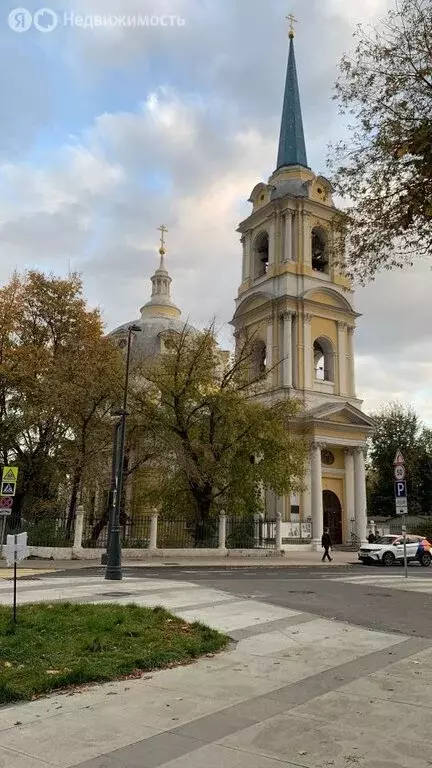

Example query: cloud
[0,0,429,419]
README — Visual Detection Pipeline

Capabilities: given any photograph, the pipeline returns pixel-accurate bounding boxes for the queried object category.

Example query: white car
[358,534,432,567]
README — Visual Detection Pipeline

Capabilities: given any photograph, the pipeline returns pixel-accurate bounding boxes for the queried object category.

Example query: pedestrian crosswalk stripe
[330,574,432,594]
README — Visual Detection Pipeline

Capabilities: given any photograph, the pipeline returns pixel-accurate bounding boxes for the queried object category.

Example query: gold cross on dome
[158,224,168,252]
[286,12,298,37]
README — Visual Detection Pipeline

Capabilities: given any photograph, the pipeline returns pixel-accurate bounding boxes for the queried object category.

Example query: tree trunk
[191,486,213,546]
[91,505,109,543]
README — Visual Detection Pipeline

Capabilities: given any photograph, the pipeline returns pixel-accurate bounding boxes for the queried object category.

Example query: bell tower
[231,19,374,548]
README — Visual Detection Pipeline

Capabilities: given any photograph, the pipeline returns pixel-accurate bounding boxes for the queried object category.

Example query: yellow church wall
[270,166,315,186]
[333,273,351,289]
[322,475,344,501]
[142,305,180,319]
[325,446,345,469]
[311,316,337,346]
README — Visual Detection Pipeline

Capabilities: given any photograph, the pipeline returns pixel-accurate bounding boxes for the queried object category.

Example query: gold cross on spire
[286,12,298,39]
[158,224,168,255]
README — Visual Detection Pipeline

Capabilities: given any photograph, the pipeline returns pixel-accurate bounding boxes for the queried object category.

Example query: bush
[157,523,195,549]
[11,517,71,547]
[121,538,150,549]
[227,517,256,549]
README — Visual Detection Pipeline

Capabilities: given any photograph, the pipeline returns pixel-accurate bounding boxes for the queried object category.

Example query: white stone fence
[13,508,313,561]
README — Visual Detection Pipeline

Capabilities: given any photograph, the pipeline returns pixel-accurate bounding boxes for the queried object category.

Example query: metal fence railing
[82,515,151,549]
[1,511,288,552]
[226,517,276,549]
[157,519,219,549]
[4,512,74,547]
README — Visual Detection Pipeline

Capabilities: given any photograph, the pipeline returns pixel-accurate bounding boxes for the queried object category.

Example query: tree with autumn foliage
[329,0,432,279]
[131,324,308,524]
[0,270,123,525]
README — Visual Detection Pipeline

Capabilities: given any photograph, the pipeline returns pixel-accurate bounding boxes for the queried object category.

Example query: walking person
[321,528,333,562]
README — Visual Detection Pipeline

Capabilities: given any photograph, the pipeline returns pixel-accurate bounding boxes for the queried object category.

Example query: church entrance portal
[323,490,342,545]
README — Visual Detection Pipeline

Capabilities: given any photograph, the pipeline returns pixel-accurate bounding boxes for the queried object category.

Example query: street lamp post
[105,324,141,580]
[101,418,121,566]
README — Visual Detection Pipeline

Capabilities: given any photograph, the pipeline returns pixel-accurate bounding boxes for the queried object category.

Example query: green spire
[276,35,308,170]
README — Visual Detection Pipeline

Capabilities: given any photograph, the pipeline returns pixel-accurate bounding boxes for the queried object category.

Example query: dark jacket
[321,532,332,549]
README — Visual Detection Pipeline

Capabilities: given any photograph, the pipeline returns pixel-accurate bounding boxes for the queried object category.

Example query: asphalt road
[56,562,432,640]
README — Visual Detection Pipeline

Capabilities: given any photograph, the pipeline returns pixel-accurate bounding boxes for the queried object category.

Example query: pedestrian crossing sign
[1,466,18,483]
[1,482,16,496]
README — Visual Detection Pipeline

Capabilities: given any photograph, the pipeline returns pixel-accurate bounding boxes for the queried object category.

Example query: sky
[1,0,431,420]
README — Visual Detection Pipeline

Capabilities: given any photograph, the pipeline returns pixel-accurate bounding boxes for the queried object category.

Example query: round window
[118,338,127,349]
[321,449,335,466]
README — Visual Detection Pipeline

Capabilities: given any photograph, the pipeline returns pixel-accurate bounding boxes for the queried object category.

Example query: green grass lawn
[0,602,229,705]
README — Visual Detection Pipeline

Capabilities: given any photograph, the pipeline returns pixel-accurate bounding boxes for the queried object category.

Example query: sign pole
[0,515,6,557]
[13,535,17,624]
[4,530,29,625]
[402,518,408,579]
[393,450,408,579]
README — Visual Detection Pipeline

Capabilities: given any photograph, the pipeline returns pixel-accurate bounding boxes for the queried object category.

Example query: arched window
[311,227,329,273]
[253,232,269,278]
[313,337,334,382]
[251,339,267,378]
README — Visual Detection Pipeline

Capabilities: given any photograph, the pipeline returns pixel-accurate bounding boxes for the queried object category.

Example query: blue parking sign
[394,480,407,498]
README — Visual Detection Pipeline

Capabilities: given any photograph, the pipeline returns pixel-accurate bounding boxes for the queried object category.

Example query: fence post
[72,505,85,555]
[275,510,282,552]
[149,510,158,551]
[218,511,227,552]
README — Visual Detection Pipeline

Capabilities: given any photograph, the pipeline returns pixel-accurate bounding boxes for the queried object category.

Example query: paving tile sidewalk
[0,574,430,768]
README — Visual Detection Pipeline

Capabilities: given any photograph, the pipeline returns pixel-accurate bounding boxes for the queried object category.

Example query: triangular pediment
[305,401,375,429]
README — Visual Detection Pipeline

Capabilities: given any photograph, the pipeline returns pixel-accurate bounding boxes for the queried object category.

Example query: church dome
[109,228,197,357]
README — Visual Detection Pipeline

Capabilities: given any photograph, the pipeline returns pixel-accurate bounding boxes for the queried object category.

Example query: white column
[284,211,292,261]
[268,216,276,266]
[149,511,158,550]
[241,236,246,281]
[275,510,282,551]
[218,512,227,551]
[266,320,273,371]
[344,449,355,545]
[244,231,251,280]
[347,325,356,396]
[338,322,348,396]
[302,211,311,266]
[274,212,281,264]
[303,313,313,389]
[311,443,323,549]
[354,447,367,545]
[292,315,298,388]
[73,505,85,552]
[282,311,293,387]
[302,458,312,523]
